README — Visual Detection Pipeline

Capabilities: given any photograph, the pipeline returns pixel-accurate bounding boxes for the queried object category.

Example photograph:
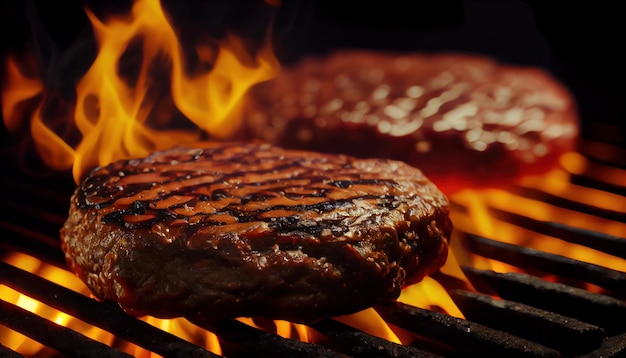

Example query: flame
[449,157,626,285]
[1,56,43,132]
[398,277,464,319]
[1,0,279,183]
[335,308,402,344]
[0,252,223,356]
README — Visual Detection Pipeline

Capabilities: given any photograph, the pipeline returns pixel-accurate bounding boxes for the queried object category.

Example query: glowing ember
[1,0,279,183]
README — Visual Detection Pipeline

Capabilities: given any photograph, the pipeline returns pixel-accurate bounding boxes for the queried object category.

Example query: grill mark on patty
[81,159,367,207]
[84,173,400,208]
[79,142,423,242]
[99,193,400,231]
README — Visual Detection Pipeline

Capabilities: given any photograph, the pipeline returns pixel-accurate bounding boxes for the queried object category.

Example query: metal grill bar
[0,180,70,269]
[375,301,561,357]
[570,173,626,196]
[578,333,626,358]
[0,262,219,358]
[461,267,626,335]
[465,234,626,293]
[544,221,626,259]
[509,186,626,223]
[450,290,604,355]
[0,222,66,269]
[0,344,23,358]
[311,318,440,358]
[0,299,132,358]
[189,317,341,358]
[485,209,626,259]
[578,141,626,169]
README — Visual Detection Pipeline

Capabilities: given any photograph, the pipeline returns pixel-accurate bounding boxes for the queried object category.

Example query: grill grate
[376,300,561,357]
[0,299,132,358]
[451,288,606,355]
[0,262,217,358]
[465,234,626,293]
[1,133,625,357]
[461,267,626,335]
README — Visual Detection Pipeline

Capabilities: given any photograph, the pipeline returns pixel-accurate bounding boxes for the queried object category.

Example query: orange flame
[0,252,223,356]
[449,157,626,288]
[1,57,43,132]
[1,0,279,183]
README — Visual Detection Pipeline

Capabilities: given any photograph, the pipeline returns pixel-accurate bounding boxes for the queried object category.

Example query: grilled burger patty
[61,142,451,323]
[244,51,578,193]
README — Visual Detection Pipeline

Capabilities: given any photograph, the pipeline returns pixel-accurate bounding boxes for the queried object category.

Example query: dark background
[1,0,624,167]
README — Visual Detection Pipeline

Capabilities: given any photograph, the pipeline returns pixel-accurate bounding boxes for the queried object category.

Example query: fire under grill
[0,121,624,358]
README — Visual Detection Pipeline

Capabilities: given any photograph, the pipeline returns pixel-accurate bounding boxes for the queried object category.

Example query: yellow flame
[2,0,279,183]
[334,308,401,344]
[449,158,626,276]
[1,252,223,355]
[398,277,464,319]
[1,56,43,131]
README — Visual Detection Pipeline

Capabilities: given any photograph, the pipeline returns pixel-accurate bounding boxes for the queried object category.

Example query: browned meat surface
[243,51,579,194]
[61,141,451,323]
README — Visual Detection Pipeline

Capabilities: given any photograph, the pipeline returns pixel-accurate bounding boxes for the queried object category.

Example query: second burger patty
[61,142,452,323]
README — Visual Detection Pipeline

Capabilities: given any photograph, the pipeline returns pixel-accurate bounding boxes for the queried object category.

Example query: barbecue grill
[1,1,625,357]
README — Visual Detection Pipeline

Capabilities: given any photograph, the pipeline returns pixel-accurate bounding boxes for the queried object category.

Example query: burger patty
[243,51,579,193]
[61,141,452,323]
